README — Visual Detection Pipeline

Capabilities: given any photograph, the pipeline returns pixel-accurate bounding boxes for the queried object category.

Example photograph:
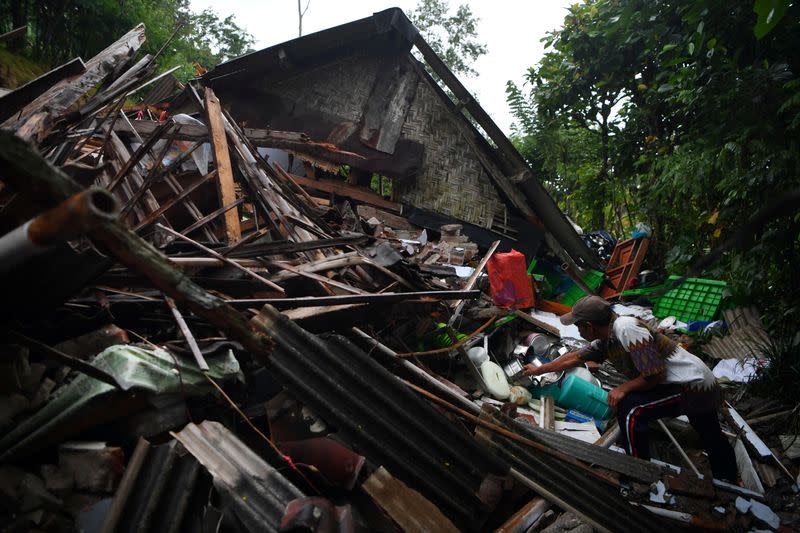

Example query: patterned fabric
[577,315,716,390]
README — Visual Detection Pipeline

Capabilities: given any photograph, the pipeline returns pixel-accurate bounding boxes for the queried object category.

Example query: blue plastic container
[531,374,613,420]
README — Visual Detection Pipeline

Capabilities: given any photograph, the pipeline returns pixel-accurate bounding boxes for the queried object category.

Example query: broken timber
[204,87,241,243]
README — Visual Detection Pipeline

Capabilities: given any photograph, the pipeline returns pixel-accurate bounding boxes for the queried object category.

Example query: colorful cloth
[577,315,716,390]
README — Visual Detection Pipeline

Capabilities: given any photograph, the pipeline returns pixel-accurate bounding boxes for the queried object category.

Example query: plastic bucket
[530,374,613,420]
[558,375,613,420]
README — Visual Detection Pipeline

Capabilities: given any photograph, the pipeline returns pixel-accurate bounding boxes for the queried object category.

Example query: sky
[189,0,574,135]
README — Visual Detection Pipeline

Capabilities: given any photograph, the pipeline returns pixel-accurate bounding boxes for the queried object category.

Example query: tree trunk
[9,0,29,51]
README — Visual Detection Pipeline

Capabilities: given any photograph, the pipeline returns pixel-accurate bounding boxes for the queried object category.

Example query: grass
[0,47,49,89]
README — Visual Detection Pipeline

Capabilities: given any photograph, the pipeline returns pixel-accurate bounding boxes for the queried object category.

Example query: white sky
[189,1,574,134]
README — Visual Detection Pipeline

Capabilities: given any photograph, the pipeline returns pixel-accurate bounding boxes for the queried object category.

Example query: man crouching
[524,295,738,482]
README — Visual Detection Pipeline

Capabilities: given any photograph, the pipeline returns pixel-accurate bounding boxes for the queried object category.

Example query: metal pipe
[0,187,119,272]
[656,419,702,477]
[165,295,209,372]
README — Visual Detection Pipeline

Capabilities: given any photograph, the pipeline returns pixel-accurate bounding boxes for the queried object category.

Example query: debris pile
[0,18,798,533]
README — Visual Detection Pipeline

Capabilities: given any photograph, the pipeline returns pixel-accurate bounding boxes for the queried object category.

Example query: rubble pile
[0,21,797,533]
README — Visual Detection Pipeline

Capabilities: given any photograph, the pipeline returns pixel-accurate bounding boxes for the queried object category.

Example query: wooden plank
[268,261,368,295]
[0,25,26,43]
[181,197,244,237]
[0,58,86,123]
[204,87,241,243]
[226,290,481,308]
[734,437,765,494]
[132,171,218,232]
[495,497,550,533]
[156,223,284,293]
[289,172,401,212]
[362,467,460,533]
[356,204,416,230]
[449,240,500,323]
[511,309,561,336]
[116,120,363,162]
[359,58,419,154]
[3,24,146,141]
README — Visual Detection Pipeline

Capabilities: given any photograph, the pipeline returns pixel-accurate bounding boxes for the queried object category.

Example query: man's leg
[687,410,738,482]
[616,387,682,459]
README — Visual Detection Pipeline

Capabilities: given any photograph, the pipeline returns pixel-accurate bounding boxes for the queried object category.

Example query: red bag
[486,250,534,309]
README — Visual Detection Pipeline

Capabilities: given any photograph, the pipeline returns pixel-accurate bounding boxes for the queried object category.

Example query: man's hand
[607,386,627,409]
[523,364,543,376]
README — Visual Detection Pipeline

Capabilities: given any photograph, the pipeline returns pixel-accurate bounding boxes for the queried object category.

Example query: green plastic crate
[559,270,605,306]
[652,276,726,323]
[621,284,666,303]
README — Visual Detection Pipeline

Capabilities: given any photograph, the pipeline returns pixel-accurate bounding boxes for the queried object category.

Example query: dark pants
[616,385,738,482]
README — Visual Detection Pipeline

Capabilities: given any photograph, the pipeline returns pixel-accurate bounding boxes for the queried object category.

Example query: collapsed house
[0,9,797,533]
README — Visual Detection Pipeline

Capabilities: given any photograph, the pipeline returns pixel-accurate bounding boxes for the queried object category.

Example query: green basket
[559,270,605,306]
[621,284,666,303]
[652,276,726,323]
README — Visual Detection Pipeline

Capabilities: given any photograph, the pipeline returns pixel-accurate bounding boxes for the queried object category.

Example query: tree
[408,0,487,78]
[0,0,254,81]
[508,0,800,328]
[297,0,310,37]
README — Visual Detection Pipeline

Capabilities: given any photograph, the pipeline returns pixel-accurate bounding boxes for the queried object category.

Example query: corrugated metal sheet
[140,73,178,105]
[253,305,509,532]
[478,407,675,533]
[704,306,770,360]
[101,438,213,533]
[172,421,304,533]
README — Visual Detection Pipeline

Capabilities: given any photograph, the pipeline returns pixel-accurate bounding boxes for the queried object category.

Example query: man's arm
[523,352,584,376]
[607,371,666,408]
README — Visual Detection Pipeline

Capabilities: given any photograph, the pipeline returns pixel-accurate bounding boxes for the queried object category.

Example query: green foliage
[408,0,487,78]
[0,0,254,82]
[746,327,800,430]
[0,46,47,88]
[753,0,791,39]
[370,174,393,198]
[508,0,800,333]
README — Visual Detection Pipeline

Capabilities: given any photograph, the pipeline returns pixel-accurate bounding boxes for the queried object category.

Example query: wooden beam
[363,467,460,533]
[226,290,481,308]
[0,58,86,123]
[156,223,284,294]
[268,260,369,295]
[448,239,500,325]
[289,173,401,212]
[0,25,27,43]
[132,170,218,232]
[359,59,419,154]
[181,197,244,237]
[3,24,146,141]
[204,87,241,243]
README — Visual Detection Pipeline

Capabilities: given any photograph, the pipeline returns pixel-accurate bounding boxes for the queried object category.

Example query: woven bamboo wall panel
[265,53,381,122]
[398,73,503,228]
[253,52,504,228]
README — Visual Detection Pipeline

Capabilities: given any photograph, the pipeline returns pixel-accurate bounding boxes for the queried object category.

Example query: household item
[567,366,602,388]
[467,346,489,366]
[503,357,534,387]
[652,276,727,323]
[487,249,534,309]
[532,374,613,420]
[527,356,564,387]
[529,334,560,357]
[480,360,511,400]
[509,386,532,405]
[559,269,605,306]
[600,237,650,299]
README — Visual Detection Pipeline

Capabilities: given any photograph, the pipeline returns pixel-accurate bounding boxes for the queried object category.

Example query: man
[523,295,738,482]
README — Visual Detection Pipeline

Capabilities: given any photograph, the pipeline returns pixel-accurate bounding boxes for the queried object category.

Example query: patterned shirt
[577,315,716,390]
